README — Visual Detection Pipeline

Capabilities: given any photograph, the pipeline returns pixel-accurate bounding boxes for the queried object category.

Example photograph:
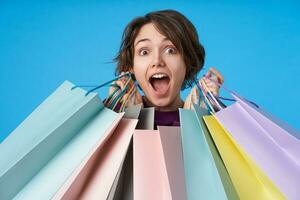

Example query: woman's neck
[143,95,184,112]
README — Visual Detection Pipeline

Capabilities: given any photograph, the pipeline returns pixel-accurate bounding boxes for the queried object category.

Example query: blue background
[1,1,299,142]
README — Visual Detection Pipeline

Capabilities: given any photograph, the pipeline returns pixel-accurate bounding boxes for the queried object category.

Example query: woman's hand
[183,67,224,109]
[201,67,224,96]
[108,72,143,109]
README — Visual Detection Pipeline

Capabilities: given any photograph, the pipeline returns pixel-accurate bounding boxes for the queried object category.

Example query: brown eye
[165,47,177,54]
[139,49,148,56]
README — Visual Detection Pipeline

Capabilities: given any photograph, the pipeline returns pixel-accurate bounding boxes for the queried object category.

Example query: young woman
[110,9,224,127]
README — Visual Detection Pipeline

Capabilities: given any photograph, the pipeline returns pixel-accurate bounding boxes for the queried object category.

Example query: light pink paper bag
[134,126,187,200]
[52,118,137,200]
[158,126,187,200]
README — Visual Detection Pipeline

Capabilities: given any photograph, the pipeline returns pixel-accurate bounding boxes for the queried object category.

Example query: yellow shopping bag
[203,115,286,200]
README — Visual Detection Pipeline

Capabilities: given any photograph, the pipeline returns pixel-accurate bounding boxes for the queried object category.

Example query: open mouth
[149,73,170,95]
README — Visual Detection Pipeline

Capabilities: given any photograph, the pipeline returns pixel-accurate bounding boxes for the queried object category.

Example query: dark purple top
[153,110,180,128]
[142,98,180,128]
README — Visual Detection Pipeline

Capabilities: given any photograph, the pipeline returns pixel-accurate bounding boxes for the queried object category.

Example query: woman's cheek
[133,61,149,91]
[174,74,185,93]
[169,59,186,90]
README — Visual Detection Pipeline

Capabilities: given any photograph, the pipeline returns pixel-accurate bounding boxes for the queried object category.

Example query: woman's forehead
[134,23,171,46]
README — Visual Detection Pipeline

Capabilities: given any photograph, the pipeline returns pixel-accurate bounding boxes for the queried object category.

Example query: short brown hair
[114,9,205,89]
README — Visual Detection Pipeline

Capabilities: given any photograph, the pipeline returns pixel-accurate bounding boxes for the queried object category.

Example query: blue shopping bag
[179,108,233,200]
[0,81,122,200]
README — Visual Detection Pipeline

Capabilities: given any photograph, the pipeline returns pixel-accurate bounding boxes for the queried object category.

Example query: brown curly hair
[114,9,205,89]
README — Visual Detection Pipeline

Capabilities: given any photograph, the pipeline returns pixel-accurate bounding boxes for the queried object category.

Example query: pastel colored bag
[194,77,299,199]
[133,126,187,200]
[213,92,300,199]
[180,108,238,200]
[0,81,122,200]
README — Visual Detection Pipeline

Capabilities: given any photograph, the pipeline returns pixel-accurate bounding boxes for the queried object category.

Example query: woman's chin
[145,95,179,111]
[152,99,170,108]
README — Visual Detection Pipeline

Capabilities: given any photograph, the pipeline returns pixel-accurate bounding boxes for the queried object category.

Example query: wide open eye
[164,47,177,54]
[139,49,149,56]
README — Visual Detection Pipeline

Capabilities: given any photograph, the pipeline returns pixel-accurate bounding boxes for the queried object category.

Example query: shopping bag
[107,139,133,200]
[52,118,138,199]
[133,126,187,200]
[108,107,154,200]
[232,93,300,140]
[179,108,237,200]
[231,93,300,162]
[0,81,122,200]
[192,105,238,200]
[136,107,155,130]
[123,103,143,119]
[158,126,187,200]
[203,114,286,200]
[53,104,141,200]
[134,129,171,199]
[213,93,300,200]
[180,104,239,199]
[105,104,143,200]
[111,139,134,200]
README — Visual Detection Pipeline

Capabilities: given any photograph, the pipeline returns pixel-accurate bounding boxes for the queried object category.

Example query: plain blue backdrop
[0,1,299,142]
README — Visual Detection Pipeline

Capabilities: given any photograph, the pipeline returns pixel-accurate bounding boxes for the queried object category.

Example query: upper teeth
[152,73,167,79]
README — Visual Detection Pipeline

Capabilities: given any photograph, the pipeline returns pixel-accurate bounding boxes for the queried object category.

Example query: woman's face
[133,23,186,111]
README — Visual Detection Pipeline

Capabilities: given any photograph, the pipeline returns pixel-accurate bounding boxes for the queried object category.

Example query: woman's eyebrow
[134,37,170,47]
[135,38,150,47]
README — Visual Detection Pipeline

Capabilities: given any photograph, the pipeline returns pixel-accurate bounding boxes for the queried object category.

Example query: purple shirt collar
[142,97,180,128]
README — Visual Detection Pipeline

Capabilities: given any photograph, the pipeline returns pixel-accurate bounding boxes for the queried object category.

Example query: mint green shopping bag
[0,81,122,200]
[192,105,239,200]
[179,108,238,200]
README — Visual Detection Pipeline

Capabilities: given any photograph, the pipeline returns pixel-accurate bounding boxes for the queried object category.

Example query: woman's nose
[151,50,166,68]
